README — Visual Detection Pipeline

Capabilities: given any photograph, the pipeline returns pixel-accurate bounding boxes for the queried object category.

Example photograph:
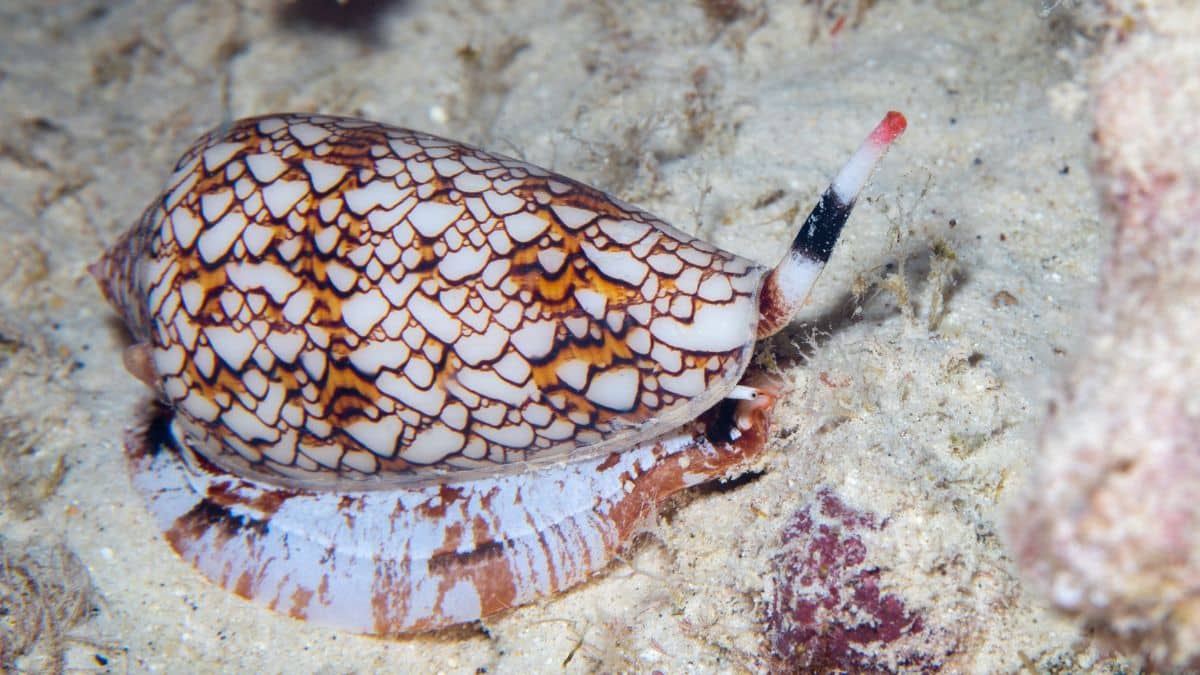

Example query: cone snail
[93,111,906,634]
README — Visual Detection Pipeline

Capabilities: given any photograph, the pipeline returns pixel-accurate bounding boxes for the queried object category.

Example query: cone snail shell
[94,111,905,634]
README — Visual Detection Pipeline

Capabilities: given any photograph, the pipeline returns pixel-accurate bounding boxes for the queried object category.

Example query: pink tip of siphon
[870,111,908,148]
[830,111,908,205]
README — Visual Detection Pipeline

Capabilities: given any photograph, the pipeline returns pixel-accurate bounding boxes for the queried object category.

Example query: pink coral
[1008,3,1200,669]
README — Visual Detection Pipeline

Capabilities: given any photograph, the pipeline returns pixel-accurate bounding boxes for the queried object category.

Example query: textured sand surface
[0,1,1125,672]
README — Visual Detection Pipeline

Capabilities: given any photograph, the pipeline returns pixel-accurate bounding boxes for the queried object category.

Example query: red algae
[764,490,943,672]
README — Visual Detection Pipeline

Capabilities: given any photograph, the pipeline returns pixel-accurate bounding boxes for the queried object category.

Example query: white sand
[0,1,1120,671]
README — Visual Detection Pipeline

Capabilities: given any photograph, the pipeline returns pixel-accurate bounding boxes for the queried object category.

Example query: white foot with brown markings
[96,111,905,634]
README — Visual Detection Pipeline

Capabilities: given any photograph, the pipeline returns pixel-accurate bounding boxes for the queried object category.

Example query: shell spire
[756,111,907,338]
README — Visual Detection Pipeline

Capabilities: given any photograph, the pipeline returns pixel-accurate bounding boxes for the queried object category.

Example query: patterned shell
[96,114,769,488]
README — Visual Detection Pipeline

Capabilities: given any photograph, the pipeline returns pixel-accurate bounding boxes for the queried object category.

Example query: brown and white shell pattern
[97,110,906,634]
[94,114,768,489]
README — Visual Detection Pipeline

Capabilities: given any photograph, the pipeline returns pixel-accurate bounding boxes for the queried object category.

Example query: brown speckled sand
[0,1,1129,671]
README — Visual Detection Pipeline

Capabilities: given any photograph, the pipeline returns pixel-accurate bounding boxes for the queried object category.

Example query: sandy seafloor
[0,1,1121,672]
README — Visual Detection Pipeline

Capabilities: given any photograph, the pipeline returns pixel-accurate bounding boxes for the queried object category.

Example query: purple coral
[764,490,938,672]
